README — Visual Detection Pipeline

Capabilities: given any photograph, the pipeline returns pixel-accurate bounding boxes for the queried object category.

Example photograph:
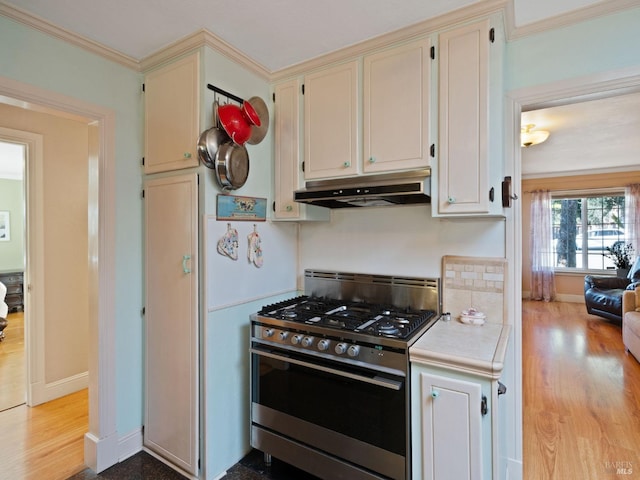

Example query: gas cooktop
[258,296,436,340]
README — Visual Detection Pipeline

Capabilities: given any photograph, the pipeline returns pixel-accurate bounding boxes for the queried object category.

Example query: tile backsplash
[442,255,507,324]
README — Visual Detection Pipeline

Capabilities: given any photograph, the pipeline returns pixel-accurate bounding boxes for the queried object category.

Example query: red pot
[218,102,261,145]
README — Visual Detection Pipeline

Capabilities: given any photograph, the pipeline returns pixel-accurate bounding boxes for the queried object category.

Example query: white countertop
[410,318,510,379]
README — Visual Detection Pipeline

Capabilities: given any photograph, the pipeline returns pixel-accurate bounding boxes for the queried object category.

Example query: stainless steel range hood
[294,168,431,208]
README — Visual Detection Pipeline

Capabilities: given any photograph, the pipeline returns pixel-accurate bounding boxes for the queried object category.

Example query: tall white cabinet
[144,173,199,476]
[434,17,503,216]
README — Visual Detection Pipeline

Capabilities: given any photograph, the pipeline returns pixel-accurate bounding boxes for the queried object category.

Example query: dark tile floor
[68,449,320,480]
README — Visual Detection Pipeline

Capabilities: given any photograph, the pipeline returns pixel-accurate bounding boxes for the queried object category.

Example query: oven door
[250,342,407,480]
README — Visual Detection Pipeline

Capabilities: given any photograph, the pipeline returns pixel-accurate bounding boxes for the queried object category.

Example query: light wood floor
[0,302,638,479]
[0,312,26,411]
[0,311,88,480]
[523,300,640,479]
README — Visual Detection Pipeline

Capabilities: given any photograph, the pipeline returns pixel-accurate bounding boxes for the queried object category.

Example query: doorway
[0,76,118,472]
[0,139,26,412]
[507,69,640,477]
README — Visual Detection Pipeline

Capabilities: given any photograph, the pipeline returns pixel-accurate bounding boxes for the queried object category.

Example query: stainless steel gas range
[250,270,441,480]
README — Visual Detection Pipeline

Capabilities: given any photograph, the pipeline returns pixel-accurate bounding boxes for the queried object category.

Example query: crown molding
[506,0,640,40]
[140,29,271,79]
[270,0,507,82]
[0,2,140,71]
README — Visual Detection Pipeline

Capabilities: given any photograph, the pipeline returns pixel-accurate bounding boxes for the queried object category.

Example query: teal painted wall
[0,15,144,435]
[0,178,25,271]
[505,7,640,90]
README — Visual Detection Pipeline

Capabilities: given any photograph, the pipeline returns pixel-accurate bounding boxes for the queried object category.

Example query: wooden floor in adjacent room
[523,300,640,479]
[0,311,88,480]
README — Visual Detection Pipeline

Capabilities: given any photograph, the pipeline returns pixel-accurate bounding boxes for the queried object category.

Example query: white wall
[299,206,506,280]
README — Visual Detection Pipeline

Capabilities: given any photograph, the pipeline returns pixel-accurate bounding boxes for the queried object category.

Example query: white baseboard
[84,430,119,473]
[521,291,583,303]
[118,427,143,462]
[30,371,88,406]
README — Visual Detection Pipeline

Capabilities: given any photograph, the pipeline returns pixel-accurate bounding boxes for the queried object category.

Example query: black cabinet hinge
[489,28,495,43]
[272,201,276,212]
[302,84,305,95]
[430,46,435,60]
[272,92,276,102]
[142,157,145,166]
[141,189,145,199]
[142,83,145,93]
[430,144,435,158]
[141,307,145,315]
[301,161,305,173]
[481,395,488,416]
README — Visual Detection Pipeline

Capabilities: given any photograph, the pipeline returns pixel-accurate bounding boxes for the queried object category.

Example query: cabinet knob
[286,205,293,212]
[369,157,376,163]
[447,197,456,204]
[431,390,439,398]
[343,161,351,168]
[184,152,192,159]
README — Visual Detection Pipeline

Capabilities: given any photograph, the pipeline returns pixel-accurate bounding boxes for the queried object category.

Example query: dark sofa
[584,257,640,322]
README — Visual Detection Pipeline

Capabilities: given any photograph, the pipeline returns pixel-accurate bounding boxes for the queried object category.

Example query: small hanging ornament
[217,223,239,260]
[247,224,263,268]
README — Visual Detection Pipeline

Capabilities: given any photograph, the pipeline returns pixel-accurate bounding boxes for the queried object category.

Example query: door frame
[505,65,640,479]
[0,75,118,472]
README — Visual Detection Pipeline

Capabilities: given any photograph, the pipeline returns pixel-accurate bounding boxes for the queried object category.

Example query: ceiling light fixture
[521,124,550,147]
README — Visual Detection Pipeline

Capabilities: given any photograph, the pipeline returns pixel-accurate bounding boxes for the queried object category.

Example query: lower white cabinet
[412,366,498,480]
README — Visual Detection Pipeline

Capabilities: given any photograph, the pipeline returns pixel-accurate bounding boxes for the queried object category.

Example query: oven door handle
[251,348,403,391]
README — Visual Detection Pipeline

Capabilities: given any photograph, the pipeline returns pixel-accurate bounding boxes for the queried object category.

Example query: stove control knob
[302,336,314,347]
[263,328,274,338]
[347,345,360,357]
[335,343,348,355]
[317,339,330,351]
[291,334,303,345]
[278,331,289,341]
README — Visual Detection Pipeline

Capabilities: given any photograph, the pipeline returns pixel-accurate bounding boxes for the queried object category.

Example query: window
[552,192,626,271]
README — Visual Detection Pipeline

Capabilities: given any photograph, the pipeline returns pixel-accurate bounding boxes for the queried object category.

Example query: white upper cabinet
[303,60,360,179]
[363,38,432,173]
[435,17,503,216]
[144,52,200,174]
[273,79,330,221]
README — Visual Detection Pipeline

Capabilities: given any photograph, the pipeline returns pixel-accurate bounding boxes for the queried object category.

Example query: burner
[282,310,298,319]
[377,321,401,337]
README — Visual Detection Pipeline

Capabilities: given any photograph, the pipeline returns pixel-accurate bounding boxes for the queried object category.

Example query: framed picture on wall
[0,211,10,241]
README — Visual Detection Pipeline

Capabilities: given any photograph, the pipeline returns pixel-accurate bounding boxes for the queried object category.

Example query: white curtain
[530,190,556,302]
[626,183,640,261]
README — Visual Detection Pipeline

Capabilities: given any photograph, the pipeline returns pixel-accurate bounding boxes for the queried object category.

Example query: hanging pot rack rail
[207,84,244,104]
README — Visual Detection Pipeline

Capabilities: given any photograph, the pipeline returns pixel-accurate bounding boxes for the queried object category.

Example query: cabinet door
[420,372,483,480]
[144,52,200,174]
[144,173,199,475]
[363,39,432,173]
[437,19,491,214]
[274,79,302,219]
[273,80,329,222]
[304,60,359,179]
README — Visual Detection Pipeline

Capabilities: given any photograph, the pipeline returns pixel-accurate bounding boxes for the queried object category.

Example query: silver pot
[215,140,249,190]
[198,101,229,169]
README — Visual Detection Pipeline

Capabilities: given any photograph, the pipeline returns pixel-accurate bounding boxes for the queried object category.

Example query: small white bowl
[459,309,486,325]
